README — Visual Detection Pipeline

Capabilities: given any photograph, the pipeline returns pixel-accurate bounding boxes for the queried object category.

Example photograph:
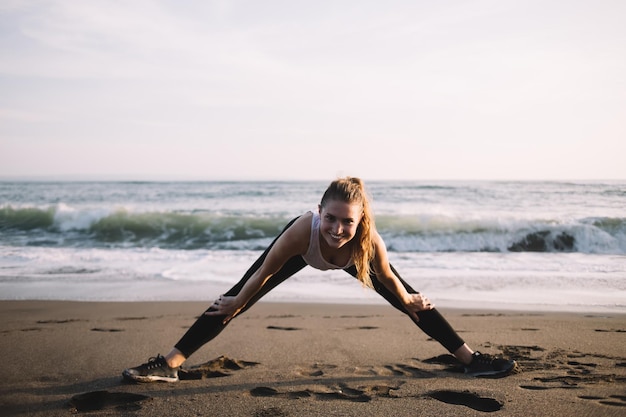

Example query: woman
[123,177,515,382]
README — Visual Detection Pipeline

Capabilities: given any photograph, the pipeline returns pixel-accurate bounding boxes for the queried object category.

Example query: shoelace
[144,356,166,370]
[472,352,495,365]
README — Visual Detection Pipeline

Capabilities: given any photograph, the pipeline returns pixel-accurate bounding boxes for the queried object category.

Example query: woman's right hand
[204,295,243,324]
[402,292,434,322]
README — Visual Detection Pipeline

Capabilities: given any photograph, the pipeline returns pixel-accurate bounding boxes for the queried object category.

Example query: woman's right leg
[123,251,307,382]
[173,254,307,358]
[124,217,307,382]
[173,217,307,359]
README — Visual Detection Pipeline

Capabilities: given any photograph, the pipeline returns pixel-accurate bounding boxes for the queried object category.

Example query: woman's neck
[319,234,353,266]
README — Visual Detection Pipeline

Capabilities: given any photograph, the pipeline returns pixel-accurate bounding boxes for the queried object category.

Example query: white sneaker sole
[122,371,179,383]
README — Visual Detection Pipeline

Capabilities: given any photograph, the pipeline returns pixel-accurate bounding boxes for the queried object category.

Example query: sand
[1,300,625,416]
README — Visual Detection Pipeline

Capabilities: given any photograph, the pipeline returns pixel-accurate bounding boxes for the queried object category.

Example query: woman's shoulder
[275,212,313,251]
[371,229,386,249]
[290,211,314,234]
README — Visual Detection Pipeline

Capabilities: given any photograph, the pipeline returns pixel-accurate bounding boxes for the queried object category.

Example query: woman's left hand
[402,293,434,322]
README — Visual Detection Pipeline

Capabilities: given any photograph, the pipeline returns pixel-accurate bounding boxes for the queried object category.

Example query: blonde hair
[320,177,375,288]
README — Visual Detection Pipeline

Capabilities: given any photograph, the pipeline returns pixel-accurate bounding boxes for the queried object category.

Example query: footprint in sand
[37,319,85,324]
[251,382,502,410]
[179,355,259,380]
[496,344,545,372]
[345,326,379,330]
[91,328,124,332]
[250,383,402,403]
[266,325,302,331]
[427,390,503,412]
[115,316,149,321]
[579,394,626,408]
[294,363,337,377]
[515,347,626,393]
[68,391,151,412]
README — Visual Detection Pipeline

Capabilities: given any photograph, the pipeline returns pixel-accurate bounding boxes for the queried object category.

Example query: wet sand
[1,301,625,416]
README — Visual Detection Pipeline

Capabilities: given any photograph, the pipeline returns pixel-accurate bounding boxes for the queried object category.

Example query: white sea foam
[0,246,624,313]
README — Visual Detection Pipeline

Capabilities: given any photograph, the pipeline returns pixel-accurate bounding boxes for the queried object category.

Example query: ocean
[1,180,624,313]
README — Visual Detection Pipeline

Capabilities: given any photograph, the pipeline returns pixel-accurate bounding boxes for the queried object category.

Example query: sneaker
[122,355,179,383]
[464,351,516,378]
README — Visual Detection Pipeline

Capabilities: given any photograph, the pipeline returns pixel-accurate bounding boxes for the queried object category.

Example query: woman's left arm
[371,232,434,322]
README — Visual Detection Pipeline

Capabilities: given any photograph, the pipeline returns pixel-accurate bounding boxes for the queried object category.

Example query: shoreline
[1,296,623,315]
[2,300,625,416]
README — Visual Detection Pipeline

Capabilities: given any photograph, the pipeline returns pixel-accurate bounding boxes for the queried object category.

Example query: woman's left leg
[344,264,517,375]
[343,264,466,354]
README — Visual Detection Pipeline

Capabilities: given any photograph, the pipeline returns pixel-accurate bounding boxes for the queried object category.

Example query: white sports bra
[301,211,354,270]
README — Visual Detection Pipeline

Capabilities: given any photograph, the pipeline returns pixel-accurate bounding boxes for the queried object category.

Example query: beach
[1,300,625,416]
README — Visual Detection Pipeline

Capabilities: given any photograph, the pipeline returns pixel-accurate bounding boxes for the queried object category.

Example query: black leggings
[174,218,466,358]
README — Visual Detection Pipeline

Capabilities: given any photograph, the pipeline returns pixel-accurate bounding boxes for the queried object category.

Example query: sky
[1,0,625,181]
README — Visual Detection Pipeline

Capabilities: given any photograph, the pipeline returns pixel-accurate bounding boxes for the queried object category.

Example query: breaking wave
[1,205,624,254]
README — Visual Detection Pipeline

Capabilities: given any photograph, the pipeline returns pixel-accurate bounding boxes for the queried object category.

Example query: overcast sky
[1,0,624,181]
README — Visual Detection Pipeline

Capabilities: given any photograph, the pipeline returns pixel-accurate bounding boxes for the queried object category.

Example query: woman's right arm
[204,214,312,324]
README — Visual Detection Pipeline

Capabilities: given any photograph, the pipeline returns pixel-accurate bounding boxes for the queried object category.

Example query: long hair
[320,177,375,288]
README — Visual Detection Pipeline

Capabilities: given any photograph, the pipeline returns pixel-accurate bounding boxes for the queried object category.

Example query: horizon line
[0,175,624,183]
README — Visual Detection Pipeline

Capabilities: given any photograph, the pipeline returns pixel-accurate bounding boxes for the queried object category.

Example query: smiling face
[318,199,363,250]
